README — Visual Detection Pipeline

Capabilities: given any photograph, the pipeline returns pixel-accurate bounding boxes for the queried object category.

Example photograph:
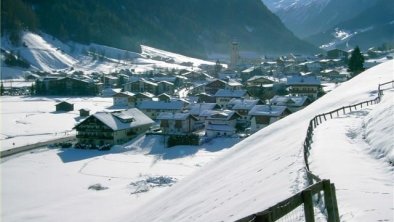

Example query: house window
[161,120,169,127]
[175,120,182,128]
[256,116,270,124]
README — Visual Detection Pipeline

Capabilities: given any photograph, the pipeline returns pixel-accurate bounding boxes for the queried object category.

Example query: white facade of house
[214,89,250,107]
[113,92,136,107]
[203,110,239,138]
[248,105,290,132]
[157,113,197,135]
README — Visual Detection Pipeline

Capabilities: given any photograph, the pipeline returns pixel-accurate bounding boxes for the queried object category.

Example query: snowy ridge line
[237,80,394,222]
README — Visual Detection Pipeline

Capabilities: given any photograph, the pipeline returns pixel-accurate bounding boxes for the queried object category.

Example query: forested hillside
[1,0,317,57]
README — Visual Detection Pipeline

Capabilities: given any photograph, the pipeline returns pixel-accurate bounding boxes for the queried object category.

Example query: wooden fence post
[255,212,272,222]
[330,183,340,222]
[302,189,315,222]
[323,180,337,222]
[318,115,322,123]
[342,107,345,115]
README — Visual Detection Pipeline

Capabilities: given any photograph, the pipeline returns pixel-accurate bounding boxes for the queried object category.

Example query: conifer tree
[0,82,4,96]
[348,46,365,77]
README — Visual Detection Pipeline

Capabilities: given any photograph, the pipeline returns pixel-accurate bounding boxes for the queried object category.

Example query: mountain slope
[120,60,394,221]
[1,0,318,57]
[263,0,375,38]
[307,0,394,50]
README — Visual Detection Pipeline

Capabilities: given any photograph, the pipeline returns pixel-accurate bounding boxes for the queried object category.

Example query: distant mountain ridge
[1,0,318,58]
[306,0,394,50]
[262,0,376,38]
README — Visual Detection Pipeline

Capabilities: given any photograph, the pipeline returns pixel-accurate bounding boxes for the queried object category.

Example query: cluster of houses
[33,47,393,148]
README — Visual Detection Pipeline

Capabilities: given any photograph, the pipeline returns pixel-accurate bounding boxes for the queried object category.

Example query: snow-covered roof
[130,78,158,86]
[227,79,242,87]
[158,80,174,85]
[214,89,248,98]
[55,101,73,106]
[157,112,197,121]
[241,66,256,73]
[227,98,260,110]
[248,105,289,117]
[187,103,220,115]
[286,75,321,86]
[76,108,154,131]
[247,75,277,83]
[200,110,239,121]
[138,100,186,110]
[102,88,122,97]
[135,92,155,98]
[206,123,236,132]
[270,95,309,107]
[113,91,135,98]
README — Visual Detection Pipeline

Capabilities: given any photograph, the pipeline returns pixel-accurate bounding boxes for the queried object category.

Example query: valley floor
[1,135,239,222]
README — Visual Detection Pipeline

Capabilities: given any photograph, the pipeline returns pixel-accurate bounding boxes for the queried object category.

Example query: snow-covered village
[1,1,393,222]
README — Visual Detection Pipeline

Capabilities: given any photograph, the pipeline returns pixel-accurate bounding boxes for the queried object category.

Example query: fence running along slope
[236,80,394,222]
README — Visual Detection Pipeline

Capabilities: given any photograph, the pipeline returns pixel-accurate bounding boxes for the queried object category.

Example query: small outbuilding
[79,108,90,117]
[55,101,74,112]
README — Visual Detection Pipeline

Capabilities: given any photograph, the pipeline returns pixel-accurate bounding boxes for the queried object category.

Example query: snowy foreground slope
[310,88,393,221]
[123,60,394,222]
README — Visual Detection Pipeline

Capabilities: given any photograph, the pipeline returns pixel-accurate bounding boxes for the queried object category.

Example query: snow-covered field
[0,96,113,150]
[1,61,393,222]
[1,135,239,222]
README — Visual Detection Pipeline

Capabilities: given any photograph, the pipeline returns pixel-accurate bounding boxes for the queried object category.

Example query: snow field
[309,89,394,221]
[0,96,113,150]
[1,131,239,222]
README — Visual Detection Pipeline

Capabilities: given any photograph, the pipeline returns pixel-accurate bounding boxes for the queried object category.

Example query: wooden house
[270,95,311,112]
[196,92,216,103]
[124,79,158,95]
[138,100,189,120]
[36,77,100,96]
[113,91,136,107]
[134,92,155,106]
[55,101,74,112]
[326,49,349,60]
[286,75,322,100]
[79,108,90,117]
[248,105,291,132]
[157,81,175,95]
[158,93,172,102]
[202,110,241,138]
[227,98,263,126]
[157,112,198,135]
[205,79,227,95]
[74,108,154,146]
[214,89,250,107]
